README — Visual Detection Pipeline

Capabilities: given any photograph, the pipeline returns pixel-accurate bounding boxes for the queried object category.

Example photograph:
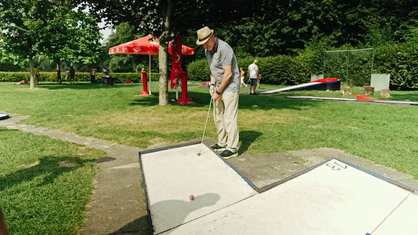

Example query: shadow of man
[149,193,220,234]
[239,130,263,154]
[0,156,93,192]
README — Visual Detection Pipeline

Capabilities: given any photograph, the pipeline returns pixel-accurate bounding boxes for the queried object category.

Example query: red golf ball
[189,194,195,201]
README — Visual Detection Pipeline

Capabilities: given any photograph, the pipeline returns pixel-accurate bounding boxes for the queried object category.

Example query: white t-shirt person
[248,60,259,94]
[248,61,259,79]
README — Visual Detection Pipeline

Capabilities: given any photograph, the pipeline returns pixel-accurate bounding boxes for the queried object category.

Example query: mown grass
[0,81,417,233]
[0,128,105,234]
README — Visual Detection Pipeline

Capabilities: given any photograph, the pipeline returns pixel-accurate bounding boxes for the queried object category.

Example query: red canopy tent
[108,35,194,94]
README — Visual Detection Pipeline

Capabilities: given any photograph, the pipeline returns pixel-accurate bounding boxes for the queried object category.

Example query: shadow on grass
[34,82,418,104]
[239,130,263,154]
[390,92,418,102]
[128,90,320,110]
[37,82,324,110]
[129,90,213,107]
[0,156,94,192]
[239,93,318,111]
[37,82,139,90]
[129,94,161,106]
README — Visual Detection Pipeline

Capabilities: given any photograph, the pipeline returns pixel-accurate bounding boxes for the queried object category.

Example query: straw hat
[196,26,214,45]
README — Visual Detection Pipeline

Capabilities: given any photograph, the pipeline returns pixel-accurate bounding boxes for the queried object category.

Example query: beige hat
[196,26,214,45]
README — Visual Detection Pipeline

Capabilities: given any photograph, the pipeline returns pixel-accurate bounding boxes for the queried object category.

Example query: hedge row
[187,42,418,90]
[0,72,143,83]
[374,43,418,90]
[187,54,316,86]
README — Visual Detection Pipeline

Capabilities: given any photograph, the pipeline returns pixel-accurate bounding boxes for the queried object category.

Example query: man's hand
[210,84,215,95]
[212,92,221,101]
[210,85,221,101]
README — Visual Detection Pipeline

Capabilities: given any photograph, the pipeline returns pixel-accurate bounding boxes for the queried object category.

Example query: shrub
[187,42,418,90]
[374,43,418,90]
[187,55,311,85]
[187,60,210,81]
[0,72,141,83]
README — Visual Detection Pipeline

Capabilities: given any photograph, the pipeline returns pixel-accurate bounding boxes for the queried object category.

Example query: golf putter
[197,96,213,156]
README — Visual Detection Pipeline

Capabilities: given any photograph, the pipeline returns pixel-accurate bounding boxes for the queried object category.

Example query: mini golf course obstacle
[139,142,418,234]
[287,95,418,106]
[0,112,10,120]
[261,78,340,94]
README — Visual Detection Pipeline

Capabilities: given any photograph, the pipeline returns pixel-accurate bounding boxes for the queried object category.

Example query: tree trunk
[29,58,35,89]
[56,59,62,84]
[158,0,172,105]
[159,46,169,105]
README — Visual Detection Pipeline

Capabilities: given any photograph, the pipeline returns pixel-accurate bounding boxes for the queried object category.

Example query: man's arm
[209,73,216,95]
[213,65,232,101]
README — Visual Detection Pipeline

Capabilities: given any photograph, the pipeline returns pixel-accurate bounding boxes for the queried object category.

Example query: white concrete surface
[140,143,257,234]
[373,193,418,234]
[140,144,418,235]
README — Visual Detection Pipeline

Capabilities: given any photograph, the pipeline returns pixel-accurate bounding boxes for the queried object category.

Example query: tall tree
[42,8,102,83]
[106,22,143,72]
[80,0,255,105]
[79,0,417,98]
[0,0,101,86]
[0,0,46,88]
[80,0,173,105]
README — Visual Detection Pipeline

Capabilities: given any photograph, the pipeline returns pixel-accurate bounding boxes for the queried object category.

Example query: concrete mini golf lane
[140,143,418,235]
[139,143,257,234]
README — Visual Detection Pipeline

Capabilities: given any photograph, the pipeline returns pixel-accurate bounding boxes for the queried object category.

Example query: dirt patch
[228,148,351,188]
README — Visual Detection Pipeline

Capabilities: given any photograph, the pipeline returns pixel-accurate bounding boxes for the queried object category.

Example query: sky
[99,21,114,44]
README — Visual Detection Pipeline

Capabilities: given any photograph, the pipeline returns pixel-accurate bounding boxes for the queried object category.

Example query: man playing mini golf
[196,26,240,159]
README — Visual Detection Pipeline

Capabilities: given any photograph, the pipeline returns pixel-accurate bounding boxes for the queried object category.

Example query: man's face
[202,35,215,52]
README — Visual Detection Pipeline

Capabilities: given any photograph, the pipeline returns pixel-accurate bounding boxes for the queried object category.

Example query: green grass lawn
[0,128,105,234]
[0,81,417,234]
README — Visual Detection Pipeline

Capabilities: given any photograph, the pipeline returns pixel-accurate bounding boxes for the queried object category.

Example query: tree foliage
[106,22,148,72]
[209,0,417,57]
[2,0,415,91]
[0,0,102,86]
[75,0,417,103]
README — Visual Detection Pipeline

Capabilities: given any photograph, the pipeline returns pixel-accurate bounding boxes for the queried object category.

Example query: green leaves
[0,0,101,72]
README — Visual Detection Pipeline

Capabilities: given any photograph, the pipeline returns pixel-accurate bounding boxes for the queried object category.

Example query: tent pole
[149,54,152,94]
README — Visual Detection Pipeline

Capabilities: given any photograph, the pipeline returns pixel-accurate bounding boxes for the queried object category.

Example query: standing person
[248,60,259,95]
[196,26,240,159]
[90,67,96,83]
[69,66,75,83]
[64,68,70,81]
[240,68,247,87]
[102,67,110,84]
